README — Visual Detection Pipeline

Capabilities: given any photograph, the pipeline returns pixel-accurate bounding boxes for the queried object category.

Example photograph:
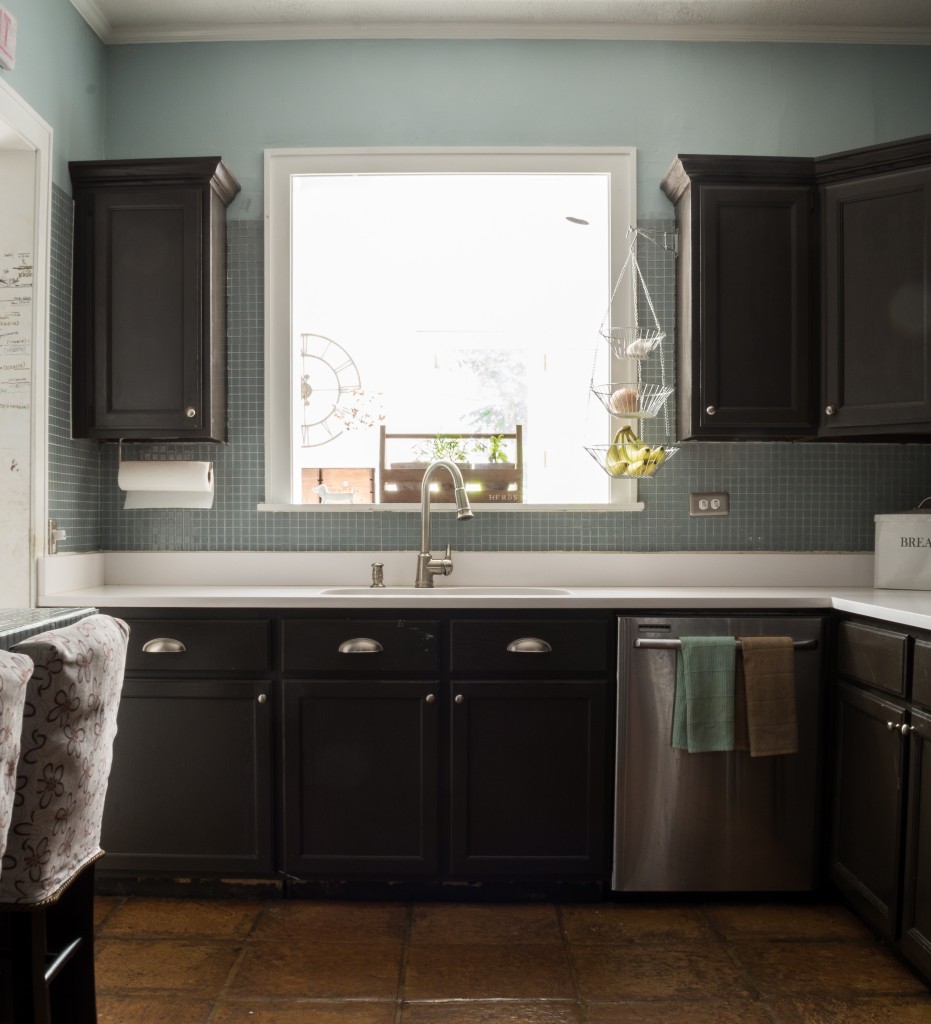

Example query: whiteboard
[0,149,34,606]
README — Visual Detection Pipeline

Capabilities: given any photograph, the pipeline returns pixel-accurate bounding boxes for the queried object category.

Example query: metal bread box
[875,500,931,590]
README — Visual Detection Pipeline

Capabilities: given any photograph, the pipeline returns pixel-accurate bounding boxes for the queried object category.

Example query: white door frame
[0,77,52,606]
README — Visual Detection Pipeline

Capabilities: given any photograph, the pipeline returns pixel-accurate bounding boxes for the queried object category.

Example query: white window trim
[262,146,642,511]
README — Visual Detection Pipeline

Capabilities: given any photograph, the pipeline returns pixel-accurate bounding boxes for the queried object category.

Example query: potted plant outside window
[379,426,523,503]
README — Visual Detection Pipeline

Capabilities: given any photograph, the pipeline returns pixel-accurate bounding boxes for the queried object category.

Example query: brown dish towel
[735,636,798,757]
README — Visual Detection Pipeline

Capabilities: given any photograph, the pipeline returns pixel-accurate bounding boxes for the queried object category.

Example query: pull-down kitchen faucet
[415,459,474,587]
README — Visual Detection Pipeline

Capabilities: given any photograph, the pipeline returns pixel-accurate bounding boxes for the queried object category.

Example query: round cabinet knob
[825,405,837,416]
[257,693,268,704]
[887,721,897,732]
[454,694,464,704]
[185,406,197,418]
[901,723,914,736]
[425,693,436,704]
[705,405,716,416]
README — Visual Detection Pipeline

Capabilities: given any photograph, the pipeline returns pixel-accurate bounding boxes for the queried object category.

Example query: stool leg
[6,866,99,1024]
[48,868,98,1024]
[10,909,52,1024]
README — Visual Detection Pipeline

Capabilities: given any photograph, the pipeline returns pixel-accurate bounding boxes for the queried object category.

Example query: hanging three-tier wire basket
[585,228,678,480]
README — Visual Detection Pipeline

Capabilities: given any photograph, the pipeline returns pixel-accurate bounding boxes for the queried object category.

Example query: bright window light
[264,149,637,509]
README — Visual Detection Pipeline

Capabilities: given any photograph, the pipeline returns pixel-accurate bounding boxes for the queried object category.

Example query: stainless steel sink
[319,586,572,596]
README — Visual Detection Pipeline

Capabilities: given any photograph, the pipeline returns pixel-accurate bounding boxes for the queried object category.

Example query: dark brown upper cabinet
[661,156,818,441]
[69,157,240,442]
[818,137,931,439]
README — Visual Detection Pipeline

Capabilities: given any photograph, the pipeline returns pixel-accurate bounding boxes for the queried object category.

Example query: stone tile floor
[93,897,931,1023]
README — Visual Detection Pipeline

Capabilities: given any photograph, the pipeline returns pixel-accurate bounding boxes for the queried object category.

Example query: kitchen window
[263,147,638,508]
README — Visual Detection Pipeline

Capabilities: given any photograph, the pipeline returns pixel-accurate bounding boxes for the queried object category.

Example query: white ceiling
[69,0,931,45]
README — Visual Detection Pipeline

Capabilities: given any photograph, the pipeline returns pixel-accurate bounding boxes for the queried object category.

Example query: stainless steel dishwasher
[613,614,826,893]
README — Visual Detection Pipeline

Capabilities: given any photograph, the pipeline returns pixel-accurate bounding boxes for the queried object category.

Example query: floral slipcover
[0,650,33,866]
[1,615,129,906]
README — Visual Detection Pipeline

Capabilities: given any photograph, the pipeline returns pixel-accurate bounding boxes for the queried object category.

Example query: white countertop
[33,550,931,630]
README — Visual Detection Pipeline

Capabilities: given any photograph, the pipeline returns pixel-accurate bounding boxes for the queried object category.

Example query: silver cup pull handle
[339,638,384,654]
[142,638,187,654]
[507,637,552,654]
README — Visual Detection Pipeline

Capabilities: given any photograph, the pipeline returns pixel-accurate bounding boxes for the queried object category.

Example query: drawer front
[282,619,439,674]
[836,620,907,697]
[123,618,271,673]
[914,640,931,711]
[450,619,609,675]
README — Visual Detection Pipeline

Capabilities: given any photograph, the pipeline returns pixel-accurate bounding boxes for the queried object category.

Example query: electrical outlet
[689,491,730,517]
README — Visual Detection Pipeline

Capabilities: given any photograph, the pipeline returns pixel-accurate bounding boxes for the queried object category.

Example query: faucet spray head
[454,486,474,520]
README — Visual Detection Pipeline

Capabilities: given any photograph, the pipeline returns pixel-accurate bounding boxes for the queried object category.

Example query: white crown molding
[91,19,931,47]
[68,0,112,42]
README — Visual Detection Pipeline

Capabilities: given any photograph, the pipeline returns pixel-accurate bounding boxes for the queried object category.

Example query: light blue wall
[104,39,931,220]
[0,0,106,185]
[32,25,931,553]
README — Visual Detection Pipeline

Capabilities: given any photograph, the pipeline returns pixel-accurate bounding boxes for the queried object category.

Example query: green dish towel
[671,636,737,753]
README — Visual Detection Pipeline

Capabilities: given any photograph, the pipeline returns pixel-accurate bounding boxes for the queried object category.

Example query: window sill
[256,501,646,513]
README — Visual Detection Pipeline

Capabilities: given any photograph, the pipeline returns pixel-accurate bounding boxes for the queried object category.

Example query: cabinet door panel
[101,678,273,875]
[831,682,905,938]
[94,189,203,434]
[902,709,931,978]
[282,680,439,875]
[822,167,931,434]
[449,680,606,876]
[699,186,815,435]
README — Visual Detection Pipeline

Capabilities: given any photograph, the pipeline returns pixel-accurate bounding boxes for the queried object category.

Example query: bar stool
[0,615,129,1024]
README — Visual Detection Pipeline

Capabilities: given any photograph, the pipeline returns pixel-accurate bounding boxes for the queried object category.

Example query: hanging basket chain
[598,240,635,337]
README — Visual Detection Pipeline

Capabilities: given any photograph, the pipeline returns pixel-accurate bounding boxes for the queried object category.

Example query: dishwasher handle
[633,637,818,651]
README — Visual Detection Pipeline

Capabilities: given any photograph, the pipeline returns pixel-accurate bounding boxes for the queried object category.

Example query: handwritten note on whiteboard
[0,6,16,72]
[0,251,32,429]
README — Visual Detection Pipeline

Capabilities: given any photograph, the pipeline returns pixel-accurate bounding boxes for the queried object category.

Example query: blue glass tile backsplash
[47,187,931,553]
[48,185,100,552]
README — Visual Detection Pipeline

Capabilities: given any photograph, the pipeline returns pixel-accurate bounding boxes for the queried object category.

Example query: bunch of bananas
[604,426,667,478]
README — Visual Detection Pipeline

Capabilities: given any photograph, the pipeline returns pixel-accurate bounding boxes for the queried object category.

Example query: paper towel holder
[117,439,214,477]
[116,438,215,497]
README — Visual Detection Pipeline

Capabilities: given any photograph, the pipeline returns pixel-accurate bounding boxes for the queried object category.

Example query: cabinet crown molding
[661,154,816,202]
[815,132,931,184]
[69,156,241,207]
[661,133,931,203]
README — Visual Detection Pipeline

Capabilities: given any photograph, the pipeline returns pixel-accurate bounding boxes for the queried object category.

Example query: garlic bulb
[626,339,654,358]
[609,387,639,414]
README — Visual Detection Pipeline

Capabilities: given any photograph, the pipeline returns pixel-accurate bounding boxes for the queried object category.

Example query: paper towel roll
[118,461,215,510]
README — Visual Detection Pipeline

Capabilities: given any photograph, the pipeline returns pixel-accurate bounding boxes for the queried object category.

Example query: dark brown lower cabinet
[448,680,607,876]
[281,680,439,876]
[281,677,607,880]
[101,677,274,875]
[100,609,614,888]
[832,674,931,984]
[902,708,931,977]
[831,682,906,938]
